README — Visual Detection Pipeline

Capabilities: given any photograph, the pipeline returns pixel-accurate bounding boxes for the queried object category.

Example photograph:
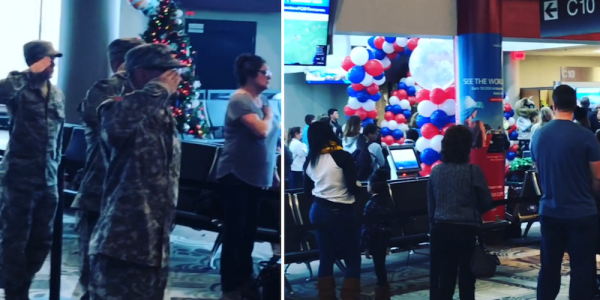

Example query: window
[0,0,62,84]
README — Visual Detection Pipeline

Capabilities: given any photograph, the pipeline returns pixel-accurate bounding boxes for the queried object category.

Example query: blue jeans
[537,214,598,300]
[309,198,361,279]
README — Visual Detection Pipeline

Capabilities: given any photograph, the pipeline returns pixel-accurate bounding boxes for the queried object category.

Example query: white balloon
[387,120,399,130]
[381,120,389,128]
[405,77,416,87]
[503,119,509,130]
[417,100,437,118]
[398,123,409,132]
[439,99,456,116]
[350,47,369,66]
[399,99,411,110]
[392,143,400,146]
[396,37,408,47]
[374,77,386,85]
[415,85,423,92]
[360,74,373,86]
[400,77,407,83]
[510,140,518,147]
[380,57,391,68]
[408,39,455,90]
[415,137,431,152]
[382,42,395,54]
[348,97,361,110]
[508,117,516,126]
[362,100,376,111]
[430,135,444,152]
[506,159,512,166]
[389,96,401,105]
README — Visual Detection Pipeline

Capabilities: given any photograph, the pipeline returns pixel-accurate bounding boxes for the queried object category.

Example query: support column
[57,0,120,123]
[503,52,520,107]
[455,0,506,219]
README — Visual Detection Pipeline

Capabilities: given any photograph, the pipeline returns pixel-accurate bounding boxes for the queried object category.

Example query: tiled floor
[285,224,582,299]
[2,213,275,300]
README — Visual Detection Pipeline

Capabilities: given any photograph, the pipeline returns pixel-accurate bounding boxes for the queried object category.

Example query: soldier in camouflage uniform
[88,43,183,300]
[72,38,144,300]
[0,41,65,300]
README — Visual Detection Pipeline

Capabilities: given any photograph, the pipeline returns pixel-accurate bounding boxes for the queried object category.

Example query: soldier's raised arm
[0,57,52,107]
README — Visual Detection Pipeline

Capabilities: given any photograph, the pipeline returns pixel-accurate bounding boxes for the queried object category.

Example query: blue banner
[285,0,330,7]
[456,33,503,130]
[540,0,600,38]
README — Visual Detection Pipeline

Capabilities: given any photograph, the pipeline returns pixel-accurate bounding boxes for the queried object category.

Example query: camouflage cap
[23,41,62,65]
[125,44,187,72]
[108,38,145,63]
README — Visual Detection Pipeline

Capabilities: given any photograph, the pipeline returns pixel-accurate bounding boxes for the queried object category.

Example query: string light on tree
[141,0,208,138]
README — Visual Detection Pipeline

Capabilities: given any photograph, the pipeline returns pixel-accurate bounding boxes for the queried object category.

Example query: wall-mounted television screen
[284,0,330,66]
[306,69,350,84]
[577,87,600,107]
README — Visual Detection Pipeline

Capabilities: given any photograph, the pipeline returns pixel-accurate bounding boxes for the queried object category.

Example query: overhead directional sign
[540,0,600,37]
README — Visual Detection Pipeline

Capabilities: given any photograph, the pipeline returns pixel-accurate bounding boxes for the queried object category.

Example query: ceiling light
[594,49,600,53]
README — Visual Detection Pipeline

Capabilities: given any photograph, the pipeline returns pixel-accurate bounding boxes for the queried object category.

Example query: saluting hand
[30,57,52,73]
[156,70,182,94]
[117,63,126,72]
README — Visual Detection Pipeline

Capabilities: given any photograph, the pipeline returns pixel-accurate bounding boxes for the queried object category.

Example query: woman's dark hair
[344,115,362,137]
[363,123,379,136]
[441,125,473,164]
[287,127,301,145]
[235,53,265,86]
[369,169,391,196]
[307,121,342,166]
[574,106,591,127]
[304,114,315,125]
[406,129,420,141]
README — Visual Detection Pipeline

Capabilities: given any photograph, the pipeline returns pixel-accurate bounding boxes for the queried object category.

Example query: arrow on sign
[544,0,558,21]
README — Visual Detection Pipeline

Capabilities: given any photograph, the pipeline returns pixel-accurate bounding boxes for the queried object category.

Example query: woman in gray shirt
[216,54,280,300]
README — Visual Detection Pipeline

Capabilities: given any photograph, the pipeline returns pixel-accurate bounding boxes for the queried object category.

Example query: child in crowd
[362,169,394,300]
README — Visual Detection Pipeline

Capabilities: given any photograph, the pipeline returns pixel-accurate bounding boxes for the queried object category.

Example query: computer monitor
[205,100,229,128]
[388,145,421,173]
[522,150,531,159]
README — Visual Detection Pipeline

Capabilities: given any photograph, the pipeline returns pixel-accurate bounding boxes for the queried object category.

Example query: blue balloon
[398,82,407,90]
[416,115,431,127]
[367,49,375,60]
[392,129,404,140]
[504,112,511,120]
[381,127,392,137]
[385,105,393,112]
[404,47,412,56]
[363,118,374,126]
[374,49,387,60]
[370,93,382,101]
[356,91,370,103]
[507,151,517,160]
[420,148,441,165]
[406,86,417,96]
[509,131,518,140]
[348,66,366,84]
[503,92,507,99]
[374,73,385,80]
[384,37,396,43]
[403,110,412,120]
[347,86,358,97]
[447,115,456,124]
[430,110,449,128]
[509,110,515,117]
[392,105,403,115]
[367,36,376,49]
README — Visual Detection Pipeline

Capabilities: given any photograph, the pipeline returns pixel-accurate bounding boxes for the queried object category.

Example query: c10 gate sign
[540,0,600,37]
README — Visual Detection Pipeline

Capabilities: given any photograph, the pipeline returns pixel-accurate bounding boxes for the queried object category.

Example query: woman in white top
[303,121,362,299]
[287,126,307,189]
[342,115,365,153]
[530,107,554,138]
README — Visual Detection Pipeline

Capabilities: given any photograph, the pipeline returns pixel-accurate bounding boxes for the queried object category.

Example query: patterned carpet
[1,212,276,300]
[285,224,583,300]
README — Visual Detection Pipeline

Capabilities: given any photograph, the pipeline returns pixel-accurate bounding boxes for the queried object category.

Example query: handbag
[468,165,501,278]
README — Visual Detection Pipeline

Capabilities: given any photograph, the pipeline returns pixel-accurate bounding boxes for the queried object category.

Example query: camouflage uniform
[0,41,65,299]
[72,38,143,300]
[88,44,183,300]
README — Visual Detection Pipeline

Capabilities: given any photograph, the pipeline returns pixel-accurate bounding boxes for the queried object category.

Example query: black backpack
[352,140,375,181]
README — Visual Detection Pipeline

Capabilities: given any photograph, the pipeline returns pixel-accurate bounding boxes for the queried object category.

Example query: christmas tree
[141,0,208,138]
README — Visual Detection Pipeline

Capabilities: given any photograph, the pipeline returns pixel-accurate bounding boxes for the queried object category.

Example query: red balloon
[441,123,454,135]
[366,84,379,95]
[504,103,512,113]
[383,135,395,145]
[387,52,399,60]
[407,96,417,106]
[351,83,364,91]
[384,111,395,121]
[396,89,408,99]
[407,71,411,77]
[416,89,430,103]
[343,105,355,116]
[419,170,431,177]
[510,144,519,152]
[397,138,406,144]
[505,165,510,176]
[421,123,441,139]
[341,56,355,72]
[367,109,378,120]
[374,37,385,49]
[395,114,407,124]
[356,108,367,120]
[430,88,446,105]
[510,124,517,131]
[407,38,419,51]
[421,163,432,174]
[393,43,404,52]
[364,60,384,77]
[431,161,442,169]
[444,86,456,100]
